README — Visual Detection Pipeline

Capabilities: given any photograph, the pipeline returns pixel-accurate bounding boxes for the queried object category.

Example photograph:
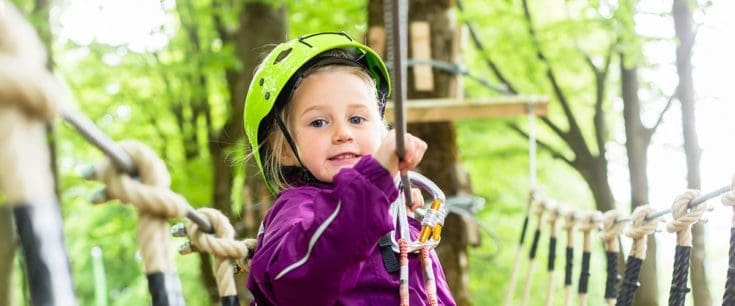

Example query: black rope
[723,228,735,305]
[578,251,591,294]
[605,251,620,300]
[519,217,530,245]
[147,273,186,306]
[529,229,541,259]
[564,247,574,286]
[615,256,643,306]
[668,245,692,306]
[220,296,238,306]
[13,203,78,306]
[547,237,557,271]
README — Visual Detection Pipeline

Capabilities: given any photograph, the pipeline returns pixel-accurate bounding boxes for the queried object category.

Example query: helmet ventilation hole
[273,48,293,64]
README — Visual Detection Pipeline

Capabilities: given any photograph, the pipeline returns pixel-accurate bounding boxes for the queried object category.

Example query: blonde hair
[262,64,383,191]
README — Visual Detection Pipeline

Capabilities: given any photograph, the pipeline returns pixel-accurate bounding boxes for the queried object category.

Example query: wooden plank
[384,96,549,123]
[410,21,434,91]
[367,26,386,58]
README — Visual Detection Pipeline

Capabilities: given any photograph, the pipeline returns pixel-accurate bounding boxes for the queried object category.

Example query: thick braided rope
[0,1,67,204]
[599,210,624,304]
[576,211,600,306]
[722,174,735,227]
[561,209,577,306]
[665,192,702,306]
[519,200,546,306]
[96,140,188,273]
[599,210,625,252]
[544,203,559,306]
[0,1,65,122]
[624,205,659,259]
[184,208,249,297]
[666,190,705,246]
[721,175,735,304]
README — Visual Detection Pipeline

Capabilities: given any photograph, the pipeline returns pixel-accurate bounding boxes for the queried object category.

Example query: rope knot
[96,140,187,218]
[184,208,250,260]
[625,205,659,259]
[577,211,600,233]
[666,190,706,246]
[722,174,735,208]
[0,1,68,121]
[625,205,659,240]
[561,209,577,231]
[183,208,253,296]
[599,209,625,252]
[544,200,559,225]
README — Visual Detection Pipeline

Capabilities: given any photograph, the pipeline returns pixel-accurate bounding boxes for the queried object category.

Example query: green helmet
[244,32,391,192]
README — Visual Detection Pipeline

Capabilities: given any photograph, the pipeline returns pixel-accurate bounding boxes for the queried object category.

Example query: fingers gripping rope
[182,208,253,298]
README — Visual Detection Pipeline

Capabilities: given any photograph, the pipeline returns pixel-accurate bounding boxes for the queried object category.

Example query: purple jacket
[247,156,456,306]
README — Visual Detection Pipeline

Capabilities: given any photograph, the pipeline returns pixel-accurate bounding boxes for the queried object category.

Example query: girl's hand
[408,188,424,212]
[374,130,428,177]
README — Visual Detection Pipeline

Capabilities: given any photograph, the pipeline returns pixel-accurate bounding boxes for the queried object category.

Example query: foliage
[6,0,677,305]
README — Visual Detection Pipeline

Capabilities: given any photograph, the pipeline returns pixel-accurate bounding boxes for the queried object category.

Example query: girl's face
[283,68,386,183]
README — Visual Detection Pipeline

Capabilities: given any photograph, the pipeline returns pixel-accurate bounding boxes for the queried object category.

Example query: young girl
[244,32,455,306]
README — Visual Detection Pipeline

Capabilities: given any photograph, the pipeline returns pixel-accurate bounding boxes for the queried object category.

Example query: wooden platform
[384,96,549,123]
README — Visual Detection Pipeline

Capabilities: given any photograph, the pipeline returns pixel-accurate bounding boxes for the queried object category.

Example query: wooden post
[368,1,473,304]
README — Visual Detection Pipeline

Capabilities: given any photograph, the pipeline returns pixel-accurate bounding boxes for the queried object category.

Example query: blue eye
[310,119,327,128]
[349,116,366,124]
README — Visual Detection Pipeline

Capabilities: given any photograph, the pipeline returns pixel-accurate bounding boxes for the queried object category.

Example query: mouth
[328,153,360,161]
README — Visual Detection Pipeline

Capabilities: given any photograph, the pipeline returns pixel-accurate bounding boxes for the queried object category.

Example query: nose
[332,121,354,144]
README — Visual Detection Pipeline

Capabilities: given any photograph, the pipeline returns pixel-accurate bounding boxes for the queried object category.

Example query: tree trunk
[231,3,286,304]
[621,55,660,306]
[236,1,286,237]
[368,1,473,305]
[673,1,710,305]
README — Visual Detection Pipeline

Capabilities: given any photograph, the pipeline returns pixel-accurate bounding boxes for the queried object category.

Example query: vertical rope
[544,204,559,306]
[720,176,735,305]
[399,238,409,306]
[561,210,577,306]
[576,211,600,306]
[181,208,254,305]
[615,205,660,306]
[420,247,438,306]
[503,190,538,306]
[599,210,625,306]
[520,201,547,306]
[665,190,706,306]
[0,2,75,304]
[96,141,189,306]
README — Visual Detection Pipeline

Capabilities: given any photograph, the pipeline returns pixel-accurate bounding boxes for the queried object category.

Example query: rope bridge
[4,0,735,305]
[501,185,735,306]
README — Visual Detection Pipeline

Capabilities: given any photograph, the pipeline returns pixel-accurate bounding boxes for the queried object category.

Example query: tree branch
[592,41,616,156]
[508,122,574,167]
[456,0,518,95]
[648,85,678,134]
[521,0,590,159]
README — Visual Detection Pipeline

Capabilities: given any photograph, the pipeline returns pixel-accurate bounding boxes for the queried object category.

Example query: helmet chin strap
[273,112,306,169]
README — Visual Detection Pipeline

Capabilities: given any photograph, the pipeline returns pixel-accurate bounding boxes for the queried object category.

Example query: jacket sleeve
[249,156,398,305]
